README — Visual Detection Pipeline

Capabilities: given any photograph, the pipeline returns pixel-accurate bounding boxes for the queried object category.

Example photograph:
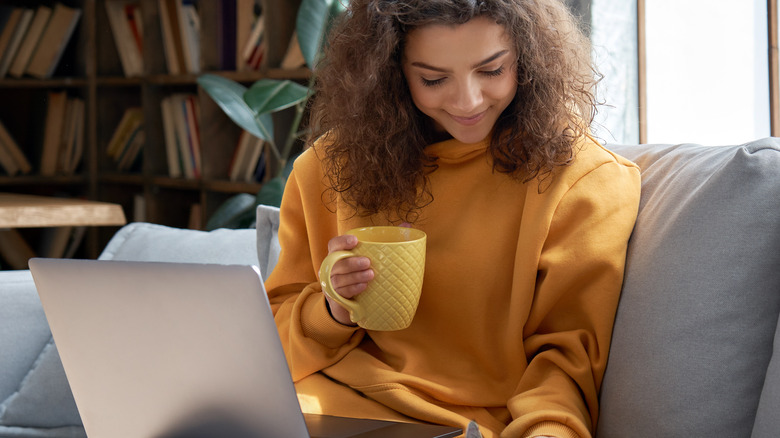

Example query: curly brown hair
[308,0,600,221]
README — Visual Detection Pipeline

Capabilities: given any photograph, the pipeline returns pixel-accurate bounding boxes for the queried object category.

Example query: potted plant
[198,0,348,229]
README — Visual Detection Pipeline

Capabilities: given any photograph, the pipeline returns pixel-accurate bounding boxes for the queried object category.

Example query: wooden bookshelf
[0,0,306,266]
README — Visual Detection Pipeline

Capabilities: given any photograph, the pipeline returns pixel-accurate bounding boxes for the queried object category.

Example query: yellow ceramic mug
[319,226,427,331]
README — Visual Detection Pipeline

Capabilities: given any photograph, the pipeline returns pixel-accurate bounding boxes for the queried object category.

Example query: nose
[450,78,483,114]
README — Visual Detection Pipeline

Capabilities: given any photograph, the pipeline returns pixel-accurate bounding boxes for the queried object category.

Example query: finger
[327,234,358,253]
[330,255,371,275]
[330,280,370,299]
[330,269,374,297]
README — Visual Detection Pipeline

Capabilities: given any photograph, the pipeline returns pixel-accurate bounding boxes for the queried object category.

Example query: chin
[447,129,491,145]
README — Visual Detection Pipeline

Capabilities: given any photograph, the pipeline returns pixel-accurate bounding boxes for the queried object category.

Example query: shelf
[0,77,90,88]
[203,179,263,194]
[0,0,302,268]
[0,175,90,186]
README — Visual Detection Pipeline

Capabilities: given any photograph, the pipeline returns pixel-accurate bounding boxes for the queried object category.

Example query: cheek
[407,83,440,112]
[490,77,518,104]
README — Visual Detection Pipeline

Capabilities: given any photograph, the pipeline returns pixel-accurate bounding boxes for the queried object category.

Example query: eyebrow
[410,49,510,73]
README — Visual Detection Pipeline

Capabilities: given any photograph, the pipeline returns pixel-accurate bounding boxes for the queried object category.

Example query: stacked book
[0,3,82,79]
[215,0,269,71]
[40,91,86,176]
[158,0,200,75]
[106,107,145,172]
[228,130,267,183]
[160,93,201,179]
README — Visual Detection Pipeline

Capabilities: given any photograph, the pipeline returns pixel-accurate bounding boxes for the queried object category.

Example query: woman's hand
[322,234,374,326]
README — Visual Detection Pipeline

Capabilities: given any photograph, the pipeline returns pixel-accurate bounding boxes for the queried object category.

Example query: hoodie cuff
[300,289,361,348]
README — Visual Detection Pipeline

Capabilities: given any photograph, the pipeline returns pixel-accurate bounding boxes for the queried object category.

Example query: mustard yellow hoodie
[265,134,641,438]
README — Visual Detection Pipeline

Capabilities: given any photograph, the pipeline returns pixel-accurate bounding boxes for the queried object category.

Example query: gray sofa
[1,139,779,438]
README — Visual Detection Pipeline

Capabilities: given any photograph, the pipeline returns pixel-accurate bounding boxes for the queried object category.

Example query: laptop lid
[29,258,461,438]
[30,258,308,438]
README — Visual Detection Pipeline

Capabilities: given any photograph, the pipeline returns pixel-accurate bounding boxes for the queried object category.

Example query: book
[164,94,194,178]
[0,119,31,174]
[125,3,143,55]
[157,0,180,74]
[160,96,182,178]
[246,33,265,70]
[106,107,143,161]
[8,5,52,78]
[39,91,68,176]
[241,7,264,70]
[26,3,82,79]
[0,7,23,65]
[228,131,266,183]
[242,136,264,182]
[64,97,85,174]
[58,97,85,174]
[159,0,187,75]
[235,0,261,71]
[178,2,200,74]
[116,124,144,171]
[105,0,143,77]
[57,98,77,173]
[183,94,201,177]
[0,8,33,78]
[228,130,252,181]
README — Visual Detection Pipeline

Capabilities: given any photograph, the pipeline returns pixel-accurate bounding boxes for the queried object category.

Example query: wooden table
[0,193,126,228]
[0,193,127,269]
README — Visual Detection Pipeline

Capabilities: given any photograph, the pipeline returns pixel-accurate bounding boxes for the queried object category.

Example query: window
[589,0,777,145]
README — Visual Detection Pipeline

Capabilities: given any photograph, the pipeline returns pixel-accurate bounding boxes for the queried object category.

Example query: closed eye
[421,77,446,87]
[481,66,505,78]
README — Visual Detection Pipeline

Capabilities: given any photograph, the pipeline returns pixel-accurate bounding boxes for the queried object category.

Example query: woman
[264,1,641,437]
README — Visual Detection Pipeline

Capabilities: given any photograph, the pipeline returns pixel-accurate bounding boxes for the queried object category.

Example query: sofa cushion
[98,222,258,266]
[597,139,780,437]
[0,271,52,406]
[751,317,780,438]
[0,339,80,428]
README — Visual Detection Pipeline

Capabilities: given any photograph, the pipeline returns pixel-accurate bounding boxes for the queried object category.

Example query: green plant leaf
[297,0,348,69]
[245,79,310,115]
[205,193,257,230]
[197,74,274,141]
[255,176,286,208]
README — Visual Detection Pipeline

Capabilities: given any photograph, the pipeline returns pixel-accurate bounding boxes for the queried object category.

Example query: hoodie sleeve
[504,158,641,438]
[264,148,366,382]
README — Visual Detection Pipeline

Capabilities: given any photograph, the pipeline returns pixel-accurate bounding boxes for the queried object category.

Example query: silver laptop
[29,258,461,438]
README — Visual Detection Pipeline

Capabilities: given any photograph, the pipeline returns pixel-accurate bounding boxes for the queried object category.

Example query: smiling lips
[449,110,487,126]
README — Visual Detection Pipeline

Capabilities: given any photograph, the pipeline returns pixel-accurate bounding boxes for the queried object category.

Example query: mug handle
[318,250,363,322]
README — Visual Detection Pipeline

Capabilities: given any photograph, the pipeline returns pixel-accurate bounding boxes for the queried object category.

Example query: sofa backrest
[598,139,780,438]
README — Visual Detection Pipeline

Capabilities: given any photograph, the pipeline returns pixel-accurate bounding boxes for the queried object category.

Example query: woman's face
[402,17,518,145]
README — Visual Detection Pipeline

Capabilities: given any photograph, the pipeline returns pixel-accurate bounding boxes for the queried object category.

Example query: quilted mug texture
[320,226,427,331]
